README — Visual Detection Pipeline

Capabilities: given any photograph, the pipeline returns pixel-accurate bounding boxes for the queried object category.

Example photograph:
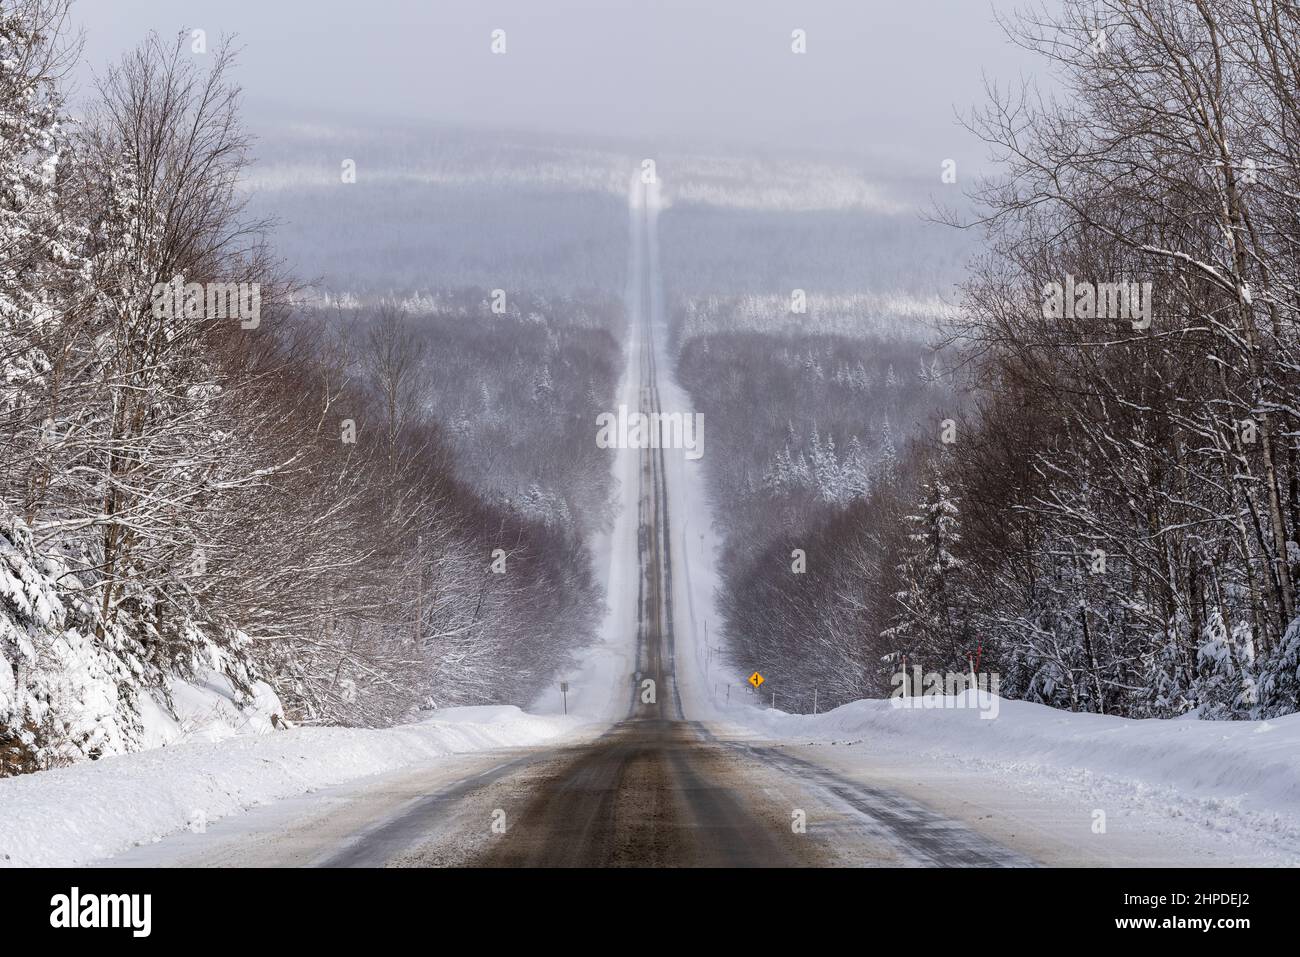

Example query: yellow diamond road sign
[748,671,764,689]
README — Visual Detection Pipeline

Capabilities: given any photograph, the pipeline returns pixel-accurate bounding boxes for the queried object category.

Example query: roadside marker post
[560,681,568,715]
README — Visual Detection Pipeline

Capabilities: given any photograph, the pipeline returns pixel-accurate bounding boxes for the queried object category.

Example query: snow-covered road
[4,176,1298,868]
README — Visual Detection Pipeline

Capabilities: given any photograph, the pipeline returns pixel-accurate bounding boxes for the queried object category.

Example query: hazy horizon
[67,0,1045,168]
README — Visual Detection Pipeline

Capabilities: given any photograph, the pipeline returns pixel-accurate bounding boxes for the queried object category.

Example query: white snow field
[704,692,1300,864]
[0,706,586,867]
[8,684,1296,867]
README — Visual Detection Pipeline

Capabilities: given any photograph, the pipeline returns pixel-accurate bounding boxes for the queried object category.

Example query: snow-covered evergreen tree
[1257,617,1300,719]
[842,435,871,501]
[1194,613,1258,719]
[882,459,965,665]
[875,417,898,488]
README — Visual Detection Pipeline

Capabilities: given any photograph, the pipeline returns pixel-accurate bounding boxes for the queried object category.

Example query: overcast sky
[68,0,1044,161]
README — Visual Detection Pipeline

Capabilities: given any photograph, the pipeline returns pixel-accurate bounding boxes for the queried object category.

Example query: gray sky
[69,0,1043,161]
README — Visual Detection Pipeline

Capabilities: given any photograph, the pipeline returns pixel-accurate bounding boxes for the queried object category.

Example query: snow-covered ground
[136,672,284,749]
[709,690,1300,864]
[0,705,586,867]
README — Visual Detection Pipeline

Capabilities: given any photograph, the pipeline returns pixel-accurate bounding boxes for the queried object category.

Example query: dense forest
[0,2,610,774]
[701,0,1300,721]
[670,297,954,712]
[313,289,624,536]
[658,150,967,714]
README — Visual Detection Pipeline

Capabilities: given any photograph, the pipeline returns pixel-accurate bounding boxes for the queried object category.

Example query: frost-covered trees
[760,426,877,505]
[929,0,1300,718]
[703,0,1300,721]
[0,11,602,774]
[0,0,84,522]
[882,460,966,666]
[674,311,952,711]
